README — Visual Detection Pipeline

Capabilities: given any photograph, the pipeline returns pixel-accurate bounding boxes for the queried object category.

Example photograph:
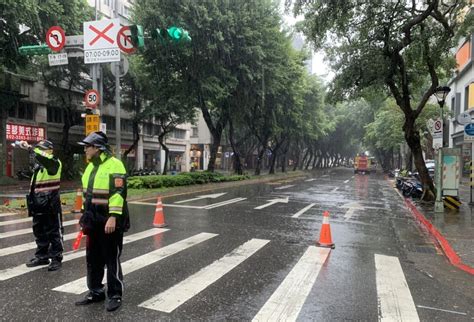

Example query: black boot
[106,296,122,312]
[26,257,49,267]
[75,292,106,306]
[48,259,62,271]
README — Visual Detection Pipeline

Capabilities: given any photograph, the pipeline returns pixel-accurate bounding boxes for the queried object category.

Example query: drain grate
[406,245,436,254]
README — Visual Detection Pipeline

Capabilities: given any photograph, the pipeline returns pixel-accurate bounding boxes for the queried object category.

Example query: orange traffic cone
[153,197,167,227]
[316,211,335,249]
[72,188,82,213]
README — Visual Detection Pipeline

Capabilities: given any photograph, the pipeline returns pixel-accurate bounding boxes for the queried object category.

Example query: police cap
[35,140,54,150]
[78,131,109,150]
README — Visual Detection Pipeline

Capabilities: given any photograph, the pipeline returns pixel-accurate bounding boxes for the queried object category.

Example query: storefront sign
[6,123,45,141]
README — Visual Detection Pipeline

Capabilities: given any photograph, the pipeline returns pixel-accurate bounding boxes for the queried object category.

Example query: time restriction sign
[84,89,100,108]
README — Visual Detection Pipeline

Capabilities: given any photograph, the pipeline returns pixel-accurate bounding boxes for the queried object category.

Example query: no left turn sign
[84,89,100,108]
[117,26,136,54]
[46,26,66,52]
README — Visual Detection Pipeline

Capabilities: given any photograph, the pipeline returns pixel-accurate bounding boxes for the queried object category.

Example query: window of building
[105,115,116,131]
[465,85,470,111]
[103,0,111,6]
[121,118,133,133]
[469,83,474,110]
[172,128,186,139]
[191,127,199,138]
[47,106,63,123]
[9,101,34,120]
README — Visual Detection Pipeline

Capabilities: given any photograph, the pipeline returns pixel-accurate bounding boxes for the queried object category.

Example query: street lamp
[433,85,451,212]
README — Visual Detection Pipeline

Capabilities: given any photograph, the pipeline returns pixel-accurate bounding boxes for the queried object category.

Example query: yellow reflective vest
[81,152,127,216]
[32,147,62,194]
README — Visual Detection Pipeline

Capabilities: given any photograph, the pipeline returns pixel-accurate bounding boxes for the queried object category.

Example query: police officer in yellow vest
[19,140,63,271]
[75,131,129,312]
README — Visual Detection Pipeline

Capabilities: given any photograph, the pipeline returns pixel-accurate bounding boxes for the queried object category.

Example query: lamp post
[433,86,451,212]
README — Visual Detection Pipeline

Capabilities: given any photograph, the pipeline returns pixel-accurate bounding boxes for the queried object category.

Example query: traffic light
[18,44,51,56]
[129,25,145,48]
[167,26,191,42]
[151,26,191,44]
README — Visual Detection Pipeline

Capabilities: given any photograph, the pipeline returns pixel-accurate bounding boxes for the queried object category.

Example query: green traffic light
[129,25,145,48]
[167,26,191,42]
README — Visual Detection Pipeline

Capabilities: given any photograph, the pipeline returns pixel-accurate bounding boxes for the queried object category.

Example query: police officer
[75,131,128,312]
[19,140,63,271]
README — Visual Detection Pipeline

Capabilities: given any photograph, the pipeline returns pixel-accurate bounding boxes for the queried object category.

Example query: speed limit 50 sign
[84,89,100,108]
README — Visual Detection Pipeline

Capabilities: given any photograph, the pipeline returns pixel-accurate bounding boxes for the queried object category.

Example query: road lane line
[53,232,217,294]
[344,179,349,183]
[0,219,79,239]
[331,187,339,192]
[275,185,295,190]
[0,232,78,257]
[252,246,330,321]
[343,208,356,221]
[304,179,316,182]
[139,238,270,313]
[0,228,168,281]
[0,217,31,226]
[0,213,18,218]
[204,198,246,209]
[291,203,316,218]
[375,254,419,321]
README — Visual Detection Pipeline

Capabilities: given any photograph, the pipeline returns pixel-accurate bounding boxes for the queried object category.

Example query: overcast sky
[282,4,333,83]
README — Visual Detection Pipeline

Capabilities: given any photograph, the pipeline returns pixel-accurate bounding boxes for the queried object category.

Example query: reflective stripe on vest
[34,160,62,194]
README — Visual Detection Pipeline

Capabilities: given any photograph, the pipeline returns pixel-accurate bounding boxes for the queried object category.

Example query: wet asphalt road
[1,168,473,321]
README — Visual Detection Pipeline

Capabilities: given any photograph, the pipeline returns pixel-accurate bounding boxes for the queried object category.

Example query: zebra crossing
[0,211,420,320]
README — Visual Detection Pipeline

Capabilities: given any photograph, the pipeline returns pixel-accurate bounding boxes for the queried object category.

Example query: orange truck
[354,155,375,174]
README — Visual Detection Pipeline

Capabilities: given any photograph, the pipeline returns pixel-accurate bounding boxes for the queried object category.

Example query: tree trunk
[404,117,435,200]
[254,147,265,175]
[228,118,243,175]
[158,134,170,175]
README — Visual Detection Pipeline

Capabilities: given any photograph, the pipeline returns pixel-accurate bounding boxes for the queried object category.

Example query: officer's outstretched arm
[32,148,60,175]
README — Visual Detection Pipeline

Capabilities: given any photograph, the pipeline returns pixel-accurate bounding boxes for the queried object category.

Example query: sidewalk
[0,180,80,199]
[403,177,474,275]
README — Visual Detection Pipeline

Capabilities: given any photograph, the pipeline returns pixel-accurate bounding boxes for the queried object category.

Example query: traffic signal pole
[114,0,121,160]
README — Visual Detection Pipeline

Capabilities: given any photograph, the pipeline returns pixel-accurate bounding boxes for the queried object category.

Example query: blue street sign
[465,123,474,136]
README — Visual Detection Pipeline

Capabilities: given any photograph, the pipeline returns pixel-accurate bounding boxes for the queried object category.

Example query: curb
[400,189,474,275]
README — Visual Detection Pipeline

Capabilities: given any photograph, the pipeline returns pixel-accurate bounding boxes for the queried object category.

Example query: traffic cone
[72,188,82,213]
[3,199,10,207]
[72,230,84,251]
[153,197,167,227]
[316,211,335,249]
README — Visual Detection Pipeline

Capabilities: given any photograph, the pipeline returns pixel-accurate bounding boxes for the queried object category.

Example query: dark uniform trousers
[32,211,63,260]
[86,229,124,298]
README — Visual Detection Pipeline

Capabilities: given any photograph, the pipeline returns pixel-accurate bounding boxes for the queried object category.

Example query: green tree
[291,0,471,199]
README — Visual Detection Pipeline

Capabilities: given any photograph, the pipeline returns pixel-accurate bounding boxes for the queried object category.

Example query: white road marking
[0,217,31,226]
[331,187,339,192]
[0,219,79,239]
[304,179,316,182]
[0,213,18,218]
[174,193,227,204]
[139,238,270,313]
[344,179,349,183]
[255,197,289,210]
[343,208,356,221]
[291,203,316,218]
[416,305,467,316]
[53,232,217,294]
[0,228,168,281]
[275,185,295,190]
[204,198,246,209]
[375,254,419,321]
[130,198,246,210]
[252,246,331,321]
[0,232,78,257]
